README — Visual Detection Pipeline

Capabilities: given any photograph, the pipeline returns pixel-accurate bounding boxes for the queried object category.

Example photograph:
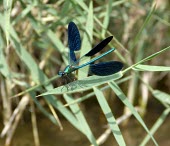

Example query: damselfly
[58,22,123,79]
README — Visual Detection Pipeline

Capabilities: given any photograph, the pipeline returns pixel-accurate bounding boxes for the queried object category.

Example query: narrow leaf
[109,82,158,146]
[140,108,170,146]
[37,72,123,96]
[78,1,93,79]
[152,90,170,105]
[133,64,170,72]
[93,87,126,146]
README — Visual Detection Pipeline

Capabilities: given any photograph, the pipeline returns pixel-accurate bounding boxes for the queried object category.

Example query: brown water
[0,103,170,146]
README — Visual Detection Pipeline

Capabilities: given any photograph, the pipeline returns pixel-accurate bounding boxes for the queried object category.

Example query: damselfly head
[58,71,65,77]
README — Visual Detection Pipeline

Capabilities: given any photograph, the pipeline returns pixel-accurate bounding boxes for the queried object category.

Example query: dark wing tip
[107,36,113,41]
[89,61,123,76]
[68,21,76,28]
[84,36,113,57]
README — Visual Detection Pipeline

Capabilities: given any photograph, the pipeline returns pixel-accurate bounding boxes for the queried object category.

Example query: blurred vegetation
[0,0,170,146]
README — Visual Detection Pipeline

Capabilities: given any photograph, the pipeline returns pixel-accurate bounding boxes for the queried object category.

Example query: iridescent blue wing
[68,22,81,64]
[89,61,123,76]
[76,36,113,64]
[84,36,113,57]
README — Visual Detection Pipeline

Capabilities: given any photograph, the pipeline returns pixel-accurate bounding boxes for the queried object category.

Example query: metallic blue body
[58,22,123,77]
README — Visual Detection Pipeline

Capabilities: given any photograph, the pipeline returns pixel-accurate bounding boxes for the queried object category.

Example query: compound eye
[58,71,64,76]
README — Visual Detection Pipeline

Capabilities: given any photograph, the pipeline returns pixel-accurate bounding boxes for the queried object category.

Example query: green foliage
[0,0,170,146]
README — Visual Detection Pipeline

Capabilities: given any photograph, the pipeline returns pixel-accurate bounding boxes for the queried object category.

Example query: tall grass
[0,0,170,146]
